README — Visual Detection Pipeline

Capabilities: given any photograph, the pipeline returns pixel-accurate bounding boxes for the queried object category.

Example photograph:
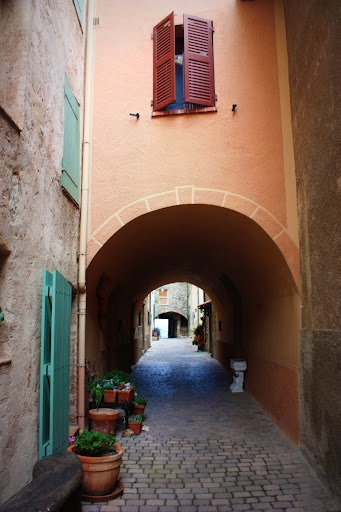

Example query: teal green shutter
[39,270,72,458]
[74,0,85,26]
[62,77,81,205]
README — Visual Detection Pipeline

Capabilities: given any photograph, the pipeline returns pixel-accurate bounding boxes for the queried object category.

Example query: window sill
[152,106,217,117]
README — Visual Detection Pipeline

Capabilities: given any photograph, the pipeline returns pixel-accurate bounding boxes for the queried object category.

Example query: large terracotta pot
[68,443,124,496]
[88,408,119,434]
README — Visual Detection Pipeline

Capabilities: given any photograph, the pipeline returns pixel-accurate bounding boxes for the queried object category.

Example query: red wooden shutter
[184,14,215,107]
[153,12,175,111]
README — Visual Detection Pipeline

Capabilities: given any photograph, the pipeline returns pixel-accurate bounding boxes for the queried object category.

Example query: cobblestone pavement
[82,338,341,512]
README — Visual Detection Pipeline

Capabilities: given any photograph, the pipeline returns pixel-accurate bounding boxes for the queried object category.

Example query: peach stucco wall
[88,0,298,284]
[87,0,300,443]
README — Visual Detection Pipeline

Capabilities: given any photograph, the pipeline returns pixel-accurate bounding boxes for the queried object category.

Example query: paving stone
[83,339,341,512]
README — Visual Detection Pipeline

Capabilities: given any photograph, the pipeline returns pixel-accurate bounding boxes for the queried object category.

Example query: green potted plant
[86,378,104,409]
[133,396,148,415]
[85,377,120,434]
[193,323,205,351]
[128,413,143,435]
[68,430,124,497]
[152,327,161,339]
[101,370,135,403]
[102,378,118,403]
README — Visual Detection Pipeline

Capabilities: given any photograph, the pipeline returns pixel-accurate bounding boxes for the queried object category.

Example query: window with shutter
[158,288,169,305]
[152,12,216,115]
[153,12,176,111]
[61,77,81,205]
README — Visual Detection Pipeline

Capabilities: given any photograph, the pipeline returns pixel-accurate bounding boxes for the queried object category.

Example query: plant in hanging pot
[68,430,124,497]
[128,413,143,435]
[133,396,148,415]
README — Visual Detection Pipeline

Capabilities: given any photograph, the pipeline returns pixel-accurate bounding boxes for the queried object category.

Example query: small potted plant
[133,396,148,415]
[101,370,135,403]
[152,327,161,339]
[117,382,135,403]
[68,430,124,497]
[193,324,205,351]
[102,378,118,403]
[128,413,143,435]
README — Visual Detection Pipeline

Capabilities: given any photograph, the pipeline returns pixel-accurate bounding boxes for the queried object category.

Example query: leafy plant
[74,430,117,457]
[86,369,135,408]
[102,378,118,390]
[129,413,143,422]
[85,378,104,409]
[193,323,204,336]
[101,369,133,388]
[133,396,148,405]
[152,327,161,336]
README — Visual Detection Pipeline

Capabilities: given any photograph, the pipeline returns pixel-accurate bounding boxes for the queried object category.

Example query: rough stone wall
[155,283,188,319]
[0,0,84,503]
[284,0,341,498]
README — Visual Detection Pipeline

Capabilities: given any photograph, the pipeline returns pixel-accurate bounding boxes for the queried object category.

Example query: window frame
[152,11,217,116]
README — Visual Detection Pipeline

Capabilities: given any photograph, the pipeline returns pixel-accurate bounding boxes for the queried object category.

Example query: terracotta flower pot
[103,389,117,403]
[133,404,146,415]
[68,443,124,496]
[88,408,119,435]
[117,388,134,403]
[128,420,142,435]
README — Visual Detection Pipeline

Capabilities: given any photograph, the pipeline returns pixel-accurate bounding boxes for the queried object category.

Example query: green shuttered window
[62,77,81,205]
[39,270,72,458]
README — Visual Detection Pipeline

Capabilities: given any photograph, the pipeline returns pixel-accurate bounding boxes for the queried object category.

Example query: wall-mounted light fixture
[130,113,139,119]
[232,104,237,112]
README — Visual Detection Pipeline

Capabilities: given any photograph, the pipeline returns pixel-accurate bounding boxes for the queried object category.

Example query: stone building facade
[155,283,189,338]
[0,0,85,503]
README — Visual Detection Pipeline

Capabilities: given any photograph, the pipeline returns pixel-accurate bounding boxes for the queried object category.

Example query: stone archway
[86,203,300,443]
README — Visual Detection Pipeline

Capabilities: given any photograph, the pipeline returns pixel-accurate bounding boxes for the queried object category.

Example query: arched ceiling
[87,205,297,307]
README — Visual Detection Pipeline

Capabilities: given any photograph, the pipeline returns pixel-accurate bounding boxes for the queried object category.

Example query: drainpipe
[78,0,94,431]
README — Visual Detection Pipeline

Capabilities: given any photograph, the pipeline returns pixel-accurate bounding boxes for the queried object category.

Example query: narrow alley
[82,338,341,512]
